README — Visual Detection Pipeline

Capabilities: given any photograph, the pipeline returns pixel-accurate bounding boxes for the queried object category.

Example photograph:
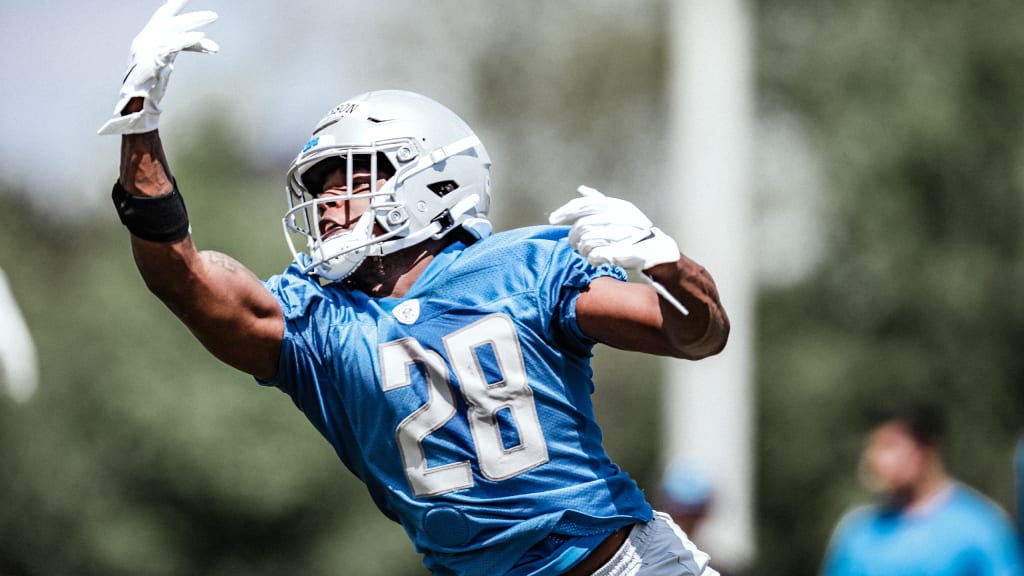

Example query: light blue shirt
[1017,438,1024,550]
[822,483,1023,576]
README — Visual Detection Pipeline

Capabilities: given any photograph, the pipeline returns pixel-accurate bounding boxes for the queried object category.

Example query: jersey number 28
[380,314,549,497]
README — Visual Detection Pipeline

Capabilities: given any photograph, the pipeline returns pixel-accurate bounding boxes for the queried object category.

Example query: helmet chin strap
[378,221,442,255]
[314,212,440,282]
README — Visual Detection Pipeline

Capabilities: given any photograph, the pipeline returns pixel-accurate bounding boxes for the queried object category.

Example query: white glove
[549,185,680,271]
[98,0,219,135]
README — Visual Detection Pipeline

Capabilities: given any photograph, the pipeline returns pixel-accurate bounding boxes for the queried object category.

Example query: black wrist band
[111,179,191,242]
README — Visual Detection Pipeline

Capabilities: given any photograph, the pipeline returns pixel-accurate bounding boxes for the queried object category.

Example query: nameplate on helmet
[327,100,372,121]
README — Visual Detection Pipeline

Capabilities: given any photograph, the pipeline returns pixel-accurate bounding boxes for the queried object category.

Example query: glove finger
[576,225,645,247]
[182,37,220,53]
[549,196,596,225]
[170,10,219,32]
[590,246,645,270]
[148,45,182,69]
[582,246,615,268]
[577,200,653,229]
[549,195,618,225]
[561,197,651,227]
[572,238,598,261]
[572,239,612,260]
[571,208,643,228]
[567,223,590,249]
[570,226,621,254]
[156,0,194,18]
[549,185,605,224]
[161,31,210,55]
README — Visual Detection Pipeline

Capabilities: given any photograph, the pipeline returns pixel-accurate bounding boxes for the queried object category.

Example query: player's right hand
[98,0,219,136]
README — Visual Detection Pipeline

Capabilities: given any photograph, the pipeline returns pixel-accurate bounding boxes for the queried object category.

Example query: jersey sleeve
[540,229,627,356]
[257,264,327,400]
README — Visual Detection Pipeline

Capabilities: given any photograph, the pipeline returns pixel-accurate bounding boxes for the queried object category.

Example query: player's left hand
[98,0,219,135]
[549,185,680,271]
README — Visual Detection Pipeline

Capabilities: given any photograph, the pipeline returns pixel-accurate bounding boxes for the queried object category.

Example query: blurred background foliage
[2,1,1023,575]
[757,1,1024,573]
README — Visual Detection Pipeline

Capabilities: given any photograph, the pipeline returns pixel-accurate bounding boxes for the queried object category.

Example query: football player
[99,2,730,574]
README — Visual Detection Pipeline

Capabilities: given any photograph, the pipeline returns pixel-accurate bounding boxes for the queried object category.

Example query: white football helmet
[283,90,492,281]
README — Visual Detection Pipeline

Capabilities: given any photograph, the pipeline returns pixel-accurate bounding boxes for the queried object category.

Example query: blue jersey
[821,483,1023,576]
[261,225,653,575]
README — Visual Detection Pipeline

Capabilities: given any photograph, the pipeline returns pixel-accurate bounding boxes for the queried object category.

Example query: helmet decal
[301,136,320,153]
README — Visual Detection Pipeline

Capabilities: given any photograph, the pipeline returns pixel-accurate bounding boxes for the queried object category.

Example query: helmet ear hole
[427,180,459,198]
[396,146,417,163]
[385,207,409,226]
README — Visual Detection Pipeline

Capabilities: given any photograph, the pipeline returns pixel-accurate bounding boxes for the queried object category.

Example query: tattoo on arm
[120,131,173,196]
[204,251,264,285]
[206,251,242,273]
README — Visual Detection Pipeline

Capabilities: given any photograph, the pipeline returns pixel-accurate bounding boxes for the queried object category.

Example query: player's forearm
[117,106,208,305]
[647,255,730,359]
[117,97,174,197]
[118,123,202,304]
[120,130,175,198]
[117,120,220,338]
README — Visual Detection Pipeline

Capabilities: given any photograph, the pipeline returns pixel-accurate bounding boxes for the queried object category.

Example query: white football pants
[590,512,720,576]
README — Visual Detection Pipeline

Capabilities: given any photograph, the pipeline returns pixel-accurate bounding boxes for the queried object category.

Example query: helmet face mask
[282,90,493,282]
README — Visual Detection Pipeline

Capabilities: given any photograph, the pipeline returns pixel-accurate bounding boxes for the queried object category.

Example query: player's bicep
[189,250,283,379]
[575,276,677,356]
[127,222,283,380]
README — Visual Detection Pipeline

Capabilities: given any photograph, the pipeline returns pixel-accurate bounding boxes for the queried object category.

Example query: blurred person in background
[658,458,714,539]
[821,403,1023,576]
[657,459,739,576]
[97,2,730,575]
[1017,437,1024,552]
